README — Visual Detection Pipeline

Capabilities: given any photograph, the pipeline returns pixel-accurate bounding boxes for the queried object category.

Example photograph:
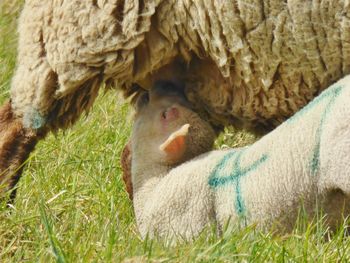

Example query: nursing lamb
[132,77,350,240]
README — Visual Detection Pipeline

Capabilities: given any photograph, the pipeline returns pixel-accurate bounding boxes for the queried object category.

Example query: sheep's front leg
[0,2,59,201]
[2,2,102,202]
[0,102,46,201]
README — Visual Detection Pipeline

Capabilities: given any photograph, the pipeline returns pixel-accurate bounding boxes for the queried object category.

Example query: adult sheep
[1,0,350,198]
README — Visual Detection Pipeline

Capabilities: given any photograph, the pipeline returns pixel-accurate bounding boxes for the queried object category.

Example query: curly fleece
[10,0,350,130]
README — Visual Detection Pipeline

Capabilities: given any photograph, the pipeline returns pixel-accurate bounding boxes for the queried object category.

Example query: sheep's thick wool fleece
[10,0,350,130]
[136,76,350,240]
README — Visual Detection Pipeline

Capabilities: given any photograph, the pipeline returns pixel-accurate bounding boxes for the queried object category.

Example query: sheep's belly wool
[139,76,350,239]
[10,0,350,130]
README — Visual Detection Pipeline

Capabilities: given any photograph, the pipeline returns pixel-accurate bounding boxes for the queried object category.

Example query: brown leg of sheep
[0,101,46,202]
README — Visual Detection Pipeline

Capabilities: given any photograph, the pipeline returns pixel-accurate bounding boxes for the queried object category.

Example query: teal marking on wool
[23,108,47,130]
[286,85,344,175]
[309,86,342,175]
[310,142,320,175]
[208,150,268,216]
[286,85,344,124]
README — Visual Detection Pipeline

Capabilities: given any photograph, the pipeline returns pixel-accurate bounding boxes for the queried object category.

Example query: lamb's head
[131,81,216,168]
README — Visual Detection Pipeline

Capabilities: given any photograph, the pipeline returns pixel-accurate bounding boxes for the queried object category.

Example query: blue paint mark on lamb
[287,85,343,175]
[287,85,343,124]
[309,87,342,175]
[208,150,268,216]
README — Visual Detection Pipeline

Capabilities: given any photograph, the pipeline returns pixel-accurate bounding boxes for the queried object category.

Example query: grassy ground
[1,1,350,262]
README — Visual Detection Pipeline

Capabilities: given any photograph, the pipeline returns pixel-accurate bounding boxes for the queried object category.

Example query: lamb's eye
[136,92,149,110]
[142,93,149,104]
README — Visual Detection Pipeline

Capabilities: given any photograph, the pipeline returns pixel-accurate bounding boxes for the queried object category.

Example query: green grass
[1,1,350,262]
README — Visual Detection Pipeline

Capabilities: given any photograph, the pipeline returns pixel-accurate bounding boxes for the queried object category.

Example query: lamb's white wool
[132,76,350,240]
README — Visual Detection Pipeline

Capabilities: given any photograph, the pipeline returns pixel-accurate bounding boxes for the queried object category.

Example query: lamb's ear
[159,124,190,161]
